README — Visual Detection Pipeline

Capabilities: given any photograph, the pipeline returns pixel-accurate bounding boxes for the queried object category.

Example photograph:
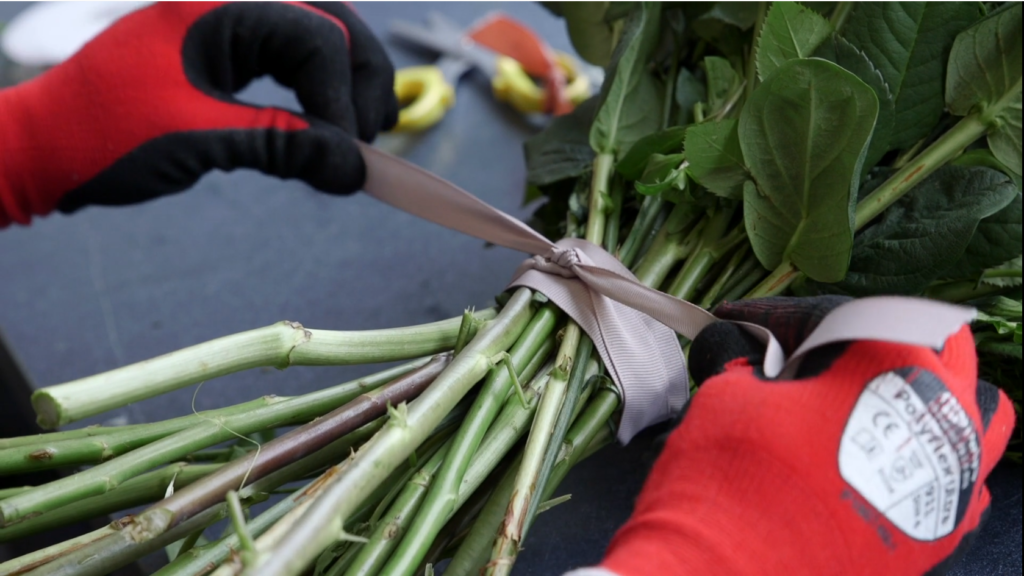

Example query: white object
[839,370,980,541]
[562,569,619,576]
[1,1,151,67]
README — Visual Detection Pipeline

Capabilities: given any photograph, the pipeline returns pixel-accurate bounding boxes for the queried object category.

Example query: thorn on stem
[492,352,527,408]
[387,402,410,429]
[454,308,478,355]
[338,528,369,544]
[536,494,572,514]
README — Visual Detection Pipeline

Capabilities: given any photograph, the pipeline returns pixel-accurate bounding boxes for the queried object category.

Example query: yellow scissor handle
[392,65,456,132]
[491,51,593,114]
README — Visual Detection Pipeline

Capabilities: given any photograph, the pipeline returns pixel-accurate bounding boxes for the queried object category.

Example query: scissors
[389,13,601,132]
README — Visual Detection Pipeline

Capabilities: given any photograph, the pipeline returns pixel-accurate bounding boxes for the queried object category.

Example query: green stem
[667,205,740,300]
[456,364,555,502]
[586,153,615,243]
[924,280,1016,303]
[0,397,282,474]
[348,419,460,530]
[453,309,479,356]
[153,355,451,535]
[829,1,853,31]
[12,502,234,576]
[361,362,553,576]
[699,244,750,309]
[617,196,666,269]
[749,112,992,299]
[524,388,618,535]
[744,259,801,299]
[245,289,535,576]
[0,424,147,451]
[445,390,617,576]
[662,48,680,129]
[604,177,624,254]
[856,113,990,229]
[523,338,595,534]
[486,153,613,576]
[0,463,220,543]
[717,253,767,305]
[6,416,388,576]
[487,152,614,573]
[417,456,503,574]
[0,487,32,500]
[154,422,384,576]
[32,310,496,429]
[226,491,256,562]
[0,359,429,527]
[173,528,205,561]
[892,137,928,169]
[0,527,116,575]
[632,202,704,287]
[341,439,454,576]
[442,455,523,576]
[371,306,558,575]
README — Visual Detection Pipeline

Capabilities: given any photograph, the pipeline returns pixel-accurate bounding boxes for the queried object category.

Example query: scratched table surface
[0,2,1019,575]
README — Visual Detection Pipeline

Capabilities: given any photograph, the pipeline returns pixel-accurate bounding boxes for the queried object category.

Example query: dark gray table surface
[1,2,1019,575]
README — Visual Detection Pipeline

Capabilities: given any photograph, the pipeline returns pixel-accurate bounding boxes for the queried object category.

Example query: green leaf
[953,148,1023,189]
[703,56,742,115]
[604,2,636,22]
[946,2,1023,177]
[756,1,833,80]
[981,256,1023,288]
[814,35,896,173]
[975,336,1023,360]
[616,126,687,180]
[829,166,1018,296]
[542,2,628,67]
[674,68,707,126]
[844,2,983,150]
[975,311,1021,337]
[634,153,686,197]
[685,118,747,200]
[943,192,1022,280]
[691,2,759,57]
[525,178,579,241]
[739,58,879,282]
[989,91,1023,178]
[978,296,1023,321]
[590,2,665,156]
[524,97,599,186]
[695,2,759,29]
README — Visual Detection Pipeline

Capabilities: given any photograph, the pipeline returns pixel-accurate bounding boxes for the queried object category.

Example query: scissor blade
[424,12,465,38]
[390,20,496,76]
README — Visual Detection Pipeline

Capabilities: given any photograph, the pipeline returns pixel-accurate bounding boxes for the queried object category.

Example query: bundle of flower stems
[2,2,1021,575]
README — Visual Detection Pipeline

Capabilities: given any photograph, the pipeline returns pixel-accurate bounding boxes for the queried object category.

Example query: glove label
[838,368,980,541]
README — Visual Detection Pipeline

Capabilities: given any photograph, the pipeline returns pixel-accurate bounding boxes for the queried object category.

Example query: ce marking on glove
[839,369,981,541]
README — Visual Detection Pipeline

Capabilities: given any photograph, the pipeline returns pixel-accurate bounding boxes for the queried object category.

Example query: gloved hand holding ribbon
[0,1,397,228]
[566,296,1016,576]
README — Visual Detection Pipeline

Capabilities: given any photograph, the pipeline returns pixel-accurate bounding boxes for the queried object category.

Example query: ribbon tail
[358,141,555,257]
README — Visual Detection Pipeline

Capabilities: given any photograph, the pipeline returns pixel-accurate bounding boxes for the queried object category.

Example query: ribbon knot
[531,245,585,278]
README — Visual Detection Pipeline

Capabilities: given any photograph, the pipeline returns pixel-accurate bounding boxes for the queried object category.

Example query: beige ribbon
[357,142,977,443]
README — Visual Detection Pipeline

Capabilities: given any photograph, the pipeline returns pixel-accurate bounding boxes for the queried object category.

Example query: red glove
[568,296,1016,576]
[0,1,397,228]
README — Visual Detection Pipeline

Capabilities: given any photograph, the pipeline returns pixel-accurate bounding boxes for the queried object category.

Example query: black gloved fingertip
[689,322,766,386]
